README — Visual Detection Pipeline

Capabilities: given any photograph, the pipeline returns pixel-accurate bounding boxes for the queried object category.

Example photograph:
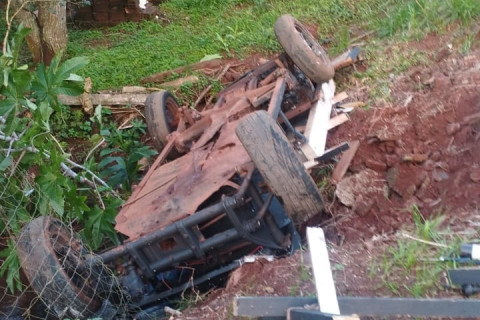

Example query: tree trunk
[14,0,68,65]
[37,0,68,65]
[15,8,43,64]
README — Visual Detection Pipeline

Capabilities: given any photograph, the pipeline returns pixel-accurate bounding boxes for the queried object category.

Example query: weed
[378,0,480,39]
[51,105,93,140]
[374,207,468,297]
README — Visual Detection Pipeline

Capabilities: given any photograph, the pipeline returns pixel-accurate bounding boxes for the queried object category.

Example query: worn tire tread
[236,111,324,226]
[274,14,334,84]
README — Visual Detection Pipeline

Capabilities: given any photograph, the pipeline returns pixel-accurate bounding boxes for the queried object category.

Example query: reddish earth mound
[330,50,480,242]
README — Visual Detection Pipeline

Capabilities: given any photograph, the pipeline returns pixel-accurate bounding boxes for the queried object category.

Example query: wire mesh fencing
[0,168,133,320]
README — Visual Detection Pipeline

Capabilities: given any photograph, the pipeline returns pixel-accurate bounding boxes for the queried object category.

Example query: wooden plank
[288,309,359,320]
[307,227,340,315]
[304,80,335,156]
[328,113,349,130]
[331,46,361,70]
[330,140,360,184]
[332,91,348,104]
[58,93,149,106]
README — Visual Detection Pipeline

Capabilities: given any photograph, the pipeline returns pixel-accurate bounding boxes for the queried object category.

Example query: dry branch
[140,59,224,84]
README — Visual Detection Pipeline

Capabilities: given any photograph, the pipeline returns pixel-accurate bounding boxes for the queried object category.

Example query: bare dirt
[169,41,480,319]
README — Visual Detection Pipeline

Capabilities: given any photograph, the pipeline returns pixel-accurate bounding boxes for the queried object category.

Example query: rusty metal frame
[99,166,294,306]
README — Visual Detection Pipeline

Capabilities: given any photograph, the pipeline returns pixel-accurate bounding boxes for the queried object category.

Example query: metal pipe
[149,228,241,272]
[137,259,242,307]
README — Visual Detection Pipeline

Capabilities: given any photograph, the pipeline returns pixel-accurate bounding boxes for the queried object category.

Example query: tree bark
[37,0,67,65]
[13,0,68,65]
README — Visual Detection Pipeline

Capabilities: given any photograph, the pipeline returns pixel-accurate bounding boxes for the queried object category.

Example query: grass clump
[378,0,480,39]
[373,205,466,297]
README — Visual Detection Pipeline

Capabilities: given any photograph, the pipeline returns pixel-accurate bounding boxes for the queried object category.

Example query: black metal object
[138,260,242,307]
[96,166,295,309]
[234,296,480,318]
[448,268,480,286]
[314,142,350,162]
[278,110,307,144]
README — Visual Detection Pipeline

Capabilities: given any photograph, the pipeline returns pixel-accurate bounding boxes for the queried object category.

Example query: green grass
[372,205,468,297]
[66,0,385,90]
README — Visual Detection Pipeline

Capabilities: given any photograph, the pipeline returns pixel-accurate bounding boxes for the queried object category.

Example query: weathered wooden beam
[330,140,360,184]
[58,93,149,106]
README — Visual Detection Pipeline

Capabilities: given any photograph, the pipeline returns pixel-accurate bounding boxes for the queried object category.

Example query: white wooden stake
[306,227,340,315]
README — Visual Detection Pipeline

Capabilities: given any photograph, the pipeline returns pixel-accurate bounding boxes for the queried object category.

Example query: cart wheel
[16,216,116,319]
[145,90,181,151]
[274,14,334,84]
[236,110,325,226]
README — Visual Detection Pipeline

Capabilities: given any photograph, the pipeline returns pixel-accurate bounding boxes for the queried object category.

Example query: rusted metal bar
[218,57,280,98]
[175,115,213,151]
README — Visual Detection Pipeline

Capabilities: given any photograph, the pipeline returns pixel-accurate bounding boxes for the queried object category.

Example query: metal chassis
[97,165,294,308]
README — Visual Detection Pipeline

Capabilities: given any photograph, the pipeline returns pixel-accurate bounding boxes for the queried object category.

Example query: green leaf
[65,73,84,82]
[56,57,89,82]
[36,169,66,216]
[0,156,12,172]
[34,101,54,131]
[0,242,22,293]
[127,146,157,165]
[56,83,84,96]
[84,199,121,249]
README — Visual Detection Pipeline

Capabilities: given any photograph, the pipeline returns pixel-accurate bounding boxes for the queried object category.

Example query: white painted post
[306,227,340,315]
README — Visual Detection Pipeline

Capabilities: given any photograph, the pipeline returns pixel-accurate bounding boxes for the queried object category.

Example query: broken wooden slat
[338,101,366,109]
[307,227,340,315]
[217,57,279,98]
[332,91,348,104]
[330,140,360,184]
[159,75,199,89]
[328,113,350,130]
[267,77,286,120]
[303,80,336,157]
[331,46,361,70]
[304,142,350,170]
[58,93,149,106]
[192,64,231,110]
[140,59,224,84]
[121,86,148,93]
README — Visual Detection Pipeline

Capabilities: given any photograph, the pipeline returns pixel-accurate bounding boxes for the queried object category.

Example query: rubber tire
[274,14,334,84]
[145,90,181,152]
[16,216,102,319]
[235,111,325,226]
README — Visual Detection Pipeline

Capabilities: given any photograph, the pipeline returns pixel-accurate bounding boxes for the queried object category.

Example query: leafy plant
[94,115,157,191]
[0,26,122,293]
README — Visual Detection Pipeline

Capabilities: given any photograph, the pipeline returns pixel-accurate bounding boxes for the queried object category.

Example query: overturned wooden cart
[16,14,360,319]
